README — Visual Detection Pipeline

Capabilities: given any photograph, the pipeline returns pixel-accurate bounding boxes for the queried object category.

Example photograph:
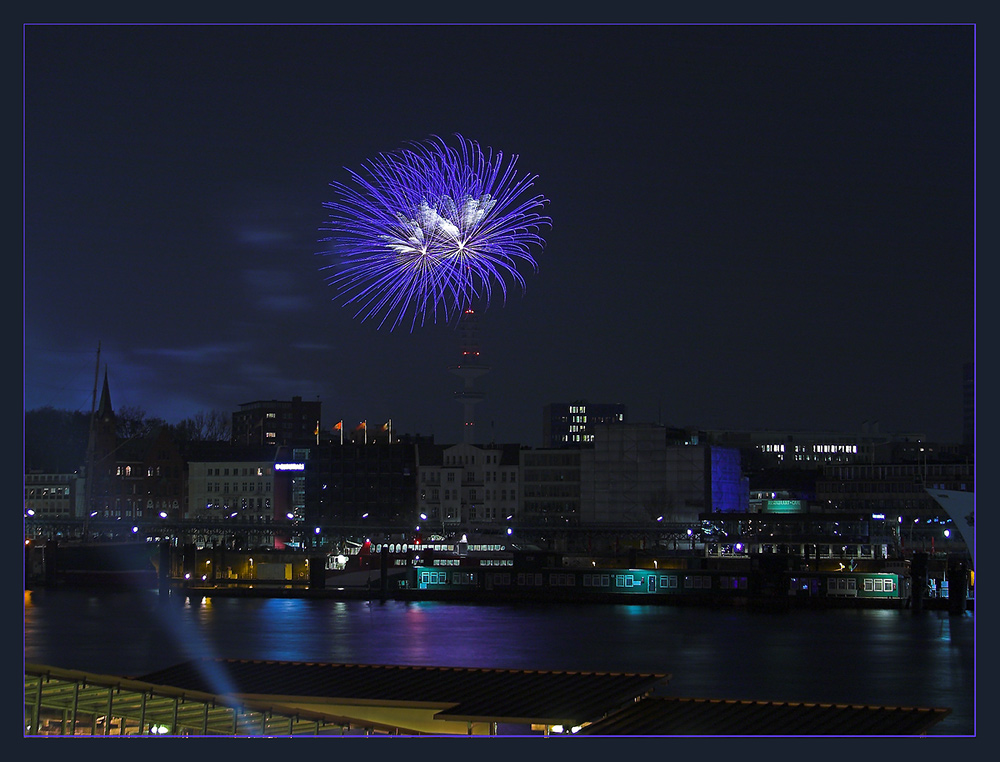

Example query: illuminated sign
[871,513,885,520]
[764,500,803,514]
[275,463,305,471]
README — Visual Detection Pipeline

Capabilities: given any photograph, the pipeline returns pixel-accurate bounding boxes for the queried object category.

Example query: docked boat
[925,488,975,568]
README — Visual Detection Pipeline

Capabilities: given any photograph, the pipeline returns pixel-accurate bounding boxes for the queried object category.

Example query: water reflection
[24,589,974,734]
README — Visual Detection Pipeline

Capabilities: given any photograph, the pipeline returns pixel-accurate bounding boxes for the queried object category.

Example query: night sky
[23,24,975,447]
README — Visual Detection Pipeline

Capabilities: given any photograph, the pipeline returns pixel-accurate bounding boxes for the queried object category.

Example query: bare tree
[115,405,166,439]
[176,410,231,442]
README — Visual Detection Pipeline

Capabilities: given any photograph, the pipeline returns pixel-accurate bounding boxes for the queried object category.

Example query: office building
[543,401,626,447]
[232,396,321,447]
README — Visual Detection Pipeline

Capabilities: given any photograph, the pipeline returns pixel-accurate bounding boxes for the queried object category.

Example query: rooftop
[138,658,668,732]
[577,695,952,736]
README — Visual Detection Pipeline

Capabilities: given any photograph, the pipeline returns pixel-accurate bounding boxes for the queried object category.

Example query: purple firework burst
[320,134,550,331]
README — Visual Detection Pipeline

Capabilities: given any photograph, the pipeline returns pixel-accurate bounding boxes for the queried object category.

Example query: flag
[334,421,342,431]
[381,422,389,431]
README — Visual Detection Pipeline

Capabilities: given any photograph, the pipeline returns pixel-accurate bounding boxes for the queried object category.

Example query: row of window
[522,486,578,498]
[720,575,748,590]
[114,466,179,478]
[200,498,271,511]
[522,471,576,482]
[826,465,973,480]
[468,506,500,522]
[418,571,752,592]
[418,570,476,585]
[421,489,517,502]
[820,482,935,494]
[201,467,268,477]
[24,475,77,484]
[91,498,180,517]
[827,577,896,592]
[25,487,71,499]
[442,453,503,466]
[26,505,71,517]
[420,507,460,522]
[760,444,859,454]
[202,482,273,494]
[421,470,517,483]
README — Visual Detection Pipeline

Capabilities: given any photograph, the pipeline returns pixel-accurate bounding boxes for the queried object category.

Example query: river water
[23,587,975,736]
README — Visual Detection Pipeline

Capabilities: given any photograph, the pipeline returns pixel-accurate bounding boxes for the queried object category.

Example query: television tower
[449,308,490,444]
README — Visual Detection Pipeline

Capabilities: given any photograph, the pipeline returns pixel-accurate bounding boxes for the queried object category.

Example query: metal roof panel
[575,696,952,736]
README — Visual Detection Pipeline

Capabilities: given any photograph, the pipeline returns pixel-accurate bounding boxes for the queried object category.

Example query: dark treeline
[24,408,92,473]
[23,407,231,473]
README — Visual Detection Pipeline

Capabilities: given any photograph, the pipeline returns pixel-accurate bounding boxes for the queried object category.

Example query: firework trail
[320,134,550,331]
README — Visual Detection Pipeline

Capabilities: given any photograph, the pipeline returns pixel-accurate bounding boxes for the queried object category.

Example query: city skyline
[24,24,975,447]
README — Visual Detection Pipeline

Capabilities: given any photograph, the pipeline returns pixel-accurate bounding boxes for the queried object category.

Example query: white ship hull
[925,488,975,567]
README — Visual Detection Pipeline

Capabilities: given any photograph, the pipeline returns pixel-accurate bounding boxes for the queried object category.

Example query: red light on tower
[449,308,489,444]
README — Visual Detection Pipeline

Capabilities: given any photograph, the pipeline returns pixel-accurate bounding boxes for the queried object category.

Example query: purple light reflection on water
[24,589,974,735]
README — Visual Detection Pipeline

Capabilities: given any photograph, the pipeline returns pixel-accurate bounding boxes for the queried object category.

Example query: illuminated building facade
[416,442,521,532]
[580,423,745,525]
[24,472,86,520]
[185,447,292,522]
[543,401,626,447]
[705,425,937,471]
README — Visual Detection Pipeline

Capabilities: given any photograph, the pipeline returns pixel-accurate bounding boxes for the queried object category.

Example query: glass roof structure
[25,663,412,736]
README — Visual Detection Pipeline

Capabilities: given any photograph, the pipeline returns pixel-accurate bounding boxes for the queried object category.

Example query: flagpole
[388,418,392,444]
[363,420,367,445]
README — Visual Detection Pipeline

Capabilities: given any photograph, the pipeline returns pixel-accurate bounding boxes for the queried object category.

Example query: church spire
[96,367,114,421]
